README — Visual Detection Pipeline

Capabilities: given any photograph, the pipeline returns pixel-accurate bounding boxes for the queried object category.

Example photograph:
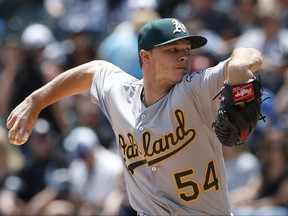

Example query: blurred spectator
[0,125,24,215]
[255,88,278,129]
[173,0,239,40]
[97,8,160,79]
[59,93,115,149]
[246,87,280,154]
[62,31,97,68]
[127,0,158,10]
[234,10,288,93]
[0,34,24,119]
[156,0,184,18]
[0,126,23,180]
[0,23,67,139]
[223,145,261,194]
[214,0,235,12]
[41,199,76,216]
[229,0,261,34]
[73,94,115,149]
[8,118,69,215]
[44,0,130,41]
[0,0,51,35]
[278,0,288,29]
[21,23,66,81]
[47,32,101,137]
[232,127,288,215]
[275,63,288,125]
[63,126,132,215]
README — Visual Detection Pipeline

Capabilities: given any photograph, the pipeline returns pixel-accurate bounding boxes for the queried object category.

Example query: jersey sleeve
[183,60,226,125]
[186,60,225,95]
[90,61,137,112]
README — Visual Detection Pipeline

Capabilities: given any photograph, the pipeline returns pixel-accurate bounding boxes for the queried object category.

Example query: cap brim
[154,35,207,49]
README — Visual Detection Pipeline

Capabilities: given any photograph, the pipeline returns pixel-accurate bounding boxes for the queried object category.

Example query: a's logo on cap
[172,19,187,34]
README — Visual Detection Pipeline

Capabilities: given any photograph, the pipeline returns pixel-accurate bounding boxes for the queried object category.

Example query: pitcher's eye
[185,48,191,54]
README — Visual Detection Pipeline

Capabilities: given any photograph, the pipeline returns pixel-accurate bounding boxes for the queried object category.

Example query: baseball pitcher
[6,18,263,215]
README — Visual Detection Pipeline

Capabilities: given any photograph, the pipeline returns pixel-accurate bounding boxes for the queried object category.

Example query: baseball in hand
[14,131,30,145]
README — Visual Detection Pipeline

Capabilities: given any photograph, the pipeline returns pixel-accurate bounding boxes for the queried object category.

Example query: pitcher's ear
[139,49,151,64]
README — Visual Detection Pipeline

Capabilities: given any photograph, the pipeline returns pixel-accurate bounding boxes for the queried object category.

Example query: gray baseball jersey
[90,61,232,215]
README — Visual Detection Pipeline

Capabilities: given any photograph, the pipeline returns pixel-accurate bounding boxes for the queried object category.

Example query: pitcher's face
[148,39,192,85]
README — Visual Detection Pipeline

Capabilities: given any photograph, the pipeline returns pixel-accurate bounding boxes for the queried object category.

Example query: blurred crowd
[0,0,288,215]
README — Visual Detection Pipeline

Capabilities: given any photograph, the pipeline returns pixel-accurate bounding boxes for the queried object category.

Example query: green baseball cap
[138,18,207,53]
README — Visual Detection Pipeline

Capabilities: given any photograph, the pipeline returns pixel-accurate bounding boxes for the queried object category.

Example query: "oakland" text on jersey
[118,109,196,174]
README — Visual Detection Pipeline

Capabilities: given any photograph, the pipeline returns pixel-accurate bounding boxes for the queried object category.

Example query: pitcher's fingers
[8,127,29,145]
[15,129,30,145]
[6,113,15,129]
[8,127,19,144]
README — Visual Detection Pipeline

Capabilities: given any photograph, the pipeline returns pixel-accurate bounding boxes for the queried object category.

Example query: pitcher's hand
[6,97,39,145]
